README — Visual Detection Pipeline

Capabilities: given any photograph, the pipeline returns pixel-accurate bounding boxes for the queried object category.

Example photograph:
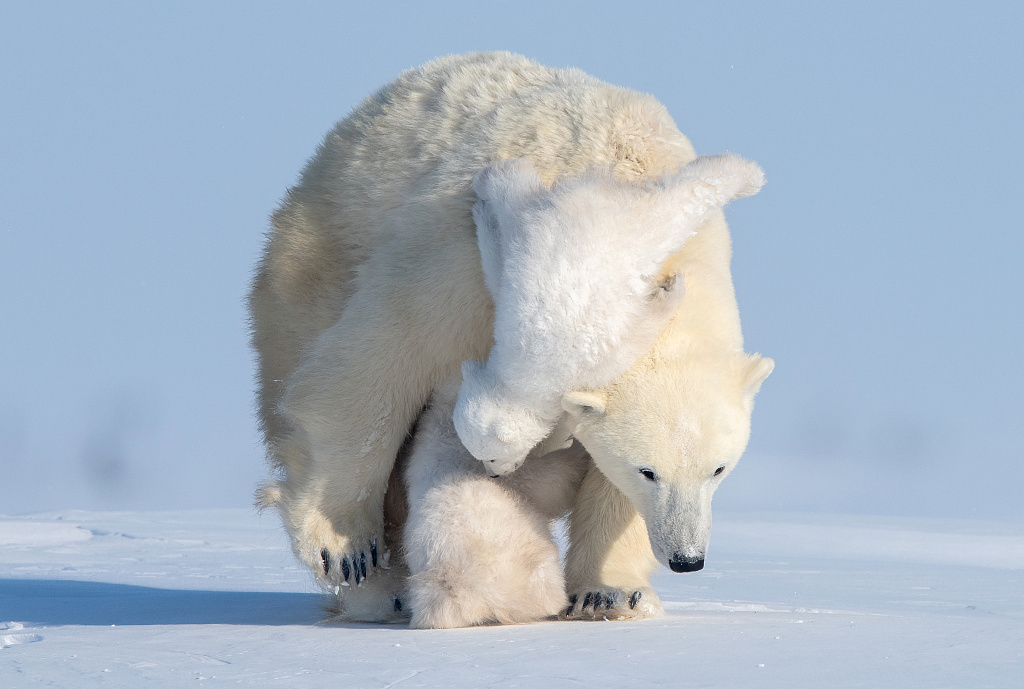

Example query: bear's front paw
[561,586,663,621]
[317,537,389,588]
[291,517,389,588]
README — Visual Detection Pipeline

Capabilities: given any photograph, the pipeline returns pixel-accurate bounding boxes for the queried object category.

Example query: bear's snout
[668,555,705,573]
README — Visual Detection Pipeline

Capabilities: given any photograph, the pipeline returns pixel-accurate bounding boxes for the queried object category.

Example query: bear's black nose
[669,555,704,572]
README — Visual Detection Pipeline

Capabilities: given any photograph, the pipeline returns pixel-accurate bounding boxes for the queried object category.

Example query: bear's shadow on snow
[0,579,329,626]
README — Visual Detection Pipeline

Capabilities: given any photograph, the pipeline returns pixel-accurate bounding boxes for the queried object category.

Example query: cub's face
[563,353,773,572]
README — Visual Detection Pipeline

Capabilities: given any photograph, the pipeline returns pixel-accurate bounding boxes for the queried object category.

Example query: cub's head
[563,351,773,572]
[455,153,766,475]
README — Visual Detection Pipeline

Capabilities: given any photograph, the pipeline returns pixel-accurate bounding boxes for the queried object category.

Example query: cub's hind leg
[403,382,572,629]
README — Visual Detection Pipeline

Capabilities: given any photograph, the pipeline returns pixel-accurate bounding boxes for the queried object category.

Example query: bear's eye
[713,466,725,477]
[639,468,658,482]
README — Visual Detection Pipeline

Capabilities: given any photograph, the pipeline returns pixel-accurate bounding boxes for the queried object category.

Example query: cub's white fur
[400,210,771,627]
[248,52,771,626]
[454,154,764,474]
[404,378,589,629]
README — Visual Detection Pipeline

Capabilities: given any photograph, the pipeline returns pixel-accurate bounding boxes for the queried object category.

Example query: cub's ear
[471,159,546,297]
[640,153,765,269]
[741,354,775,405]
[671,153,766,216]
[562,390,608,417]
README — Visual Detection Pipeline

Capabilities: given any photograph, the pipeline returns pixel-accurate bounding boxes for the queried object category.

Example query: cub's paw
[561,586,663,621]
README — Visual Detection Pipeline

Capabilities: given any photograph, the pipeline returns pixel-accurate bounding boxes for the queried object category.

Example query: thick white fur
[403,211,772,628]
[560,210,773,609]
[404,378,588,629]
[248,53,771,624]
[248,52,698,604]
[454,154,764,473]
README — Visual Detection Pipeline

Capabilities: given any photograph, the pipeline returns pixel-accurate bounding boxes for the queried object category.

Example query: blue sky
[1,1,1021,518]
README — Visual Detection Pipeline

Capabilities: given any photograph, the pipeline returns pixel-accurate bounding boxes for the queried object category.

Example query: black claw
[394,598,402,612]
[370,539,378,568]
[566,594,579,616]
[341,556,351,582]
[320,549,330,575]
[359,552,367,579]
[582,592,594,610]
[629,591,642,610]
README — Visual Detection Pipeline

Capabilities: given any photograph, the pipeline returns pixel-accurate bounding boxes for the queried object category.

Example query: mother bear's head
[562,346,773,572]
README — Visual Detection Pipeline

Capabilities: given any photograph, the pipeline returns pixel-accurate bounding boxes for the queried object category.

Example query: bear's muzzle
[668,554,705,572]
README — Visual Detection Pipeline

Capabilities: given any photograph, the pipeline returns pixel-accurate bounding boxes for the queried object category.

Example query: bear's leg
[325,452,412,623]
[561,464,663,620]
[271,236,492,591]
[404,385,568,629]
[272,310,424,591]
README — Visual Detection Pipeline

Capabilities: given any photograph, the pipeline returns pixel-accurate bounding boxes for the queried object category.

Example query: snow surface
[1,509,1021,687]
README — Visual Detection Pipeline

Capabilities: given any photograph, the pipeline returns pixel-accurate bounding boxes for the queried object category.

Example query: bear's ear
[562,390,608,417]
[741,354,775,405]
[670,153,765,220]
[471,159,546,297]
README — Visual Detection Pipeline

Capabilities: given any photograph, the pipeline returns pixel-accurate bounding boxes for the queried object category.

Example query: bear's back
[250,53,698,444]
[308,52,696,240]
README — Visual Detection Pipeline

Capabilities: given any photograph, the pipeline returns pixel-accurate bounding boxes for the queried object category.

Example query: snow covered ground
[2,509,1022,687]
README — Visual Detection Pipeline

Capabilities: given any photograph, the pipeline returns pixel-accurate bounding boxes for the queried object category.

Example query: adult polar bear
[249,52,771,625]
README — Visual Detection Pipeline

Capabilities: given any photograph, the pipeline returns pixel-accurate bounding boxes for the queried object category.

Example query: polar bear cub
[404,377,590,629]
[454,154,765,475]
